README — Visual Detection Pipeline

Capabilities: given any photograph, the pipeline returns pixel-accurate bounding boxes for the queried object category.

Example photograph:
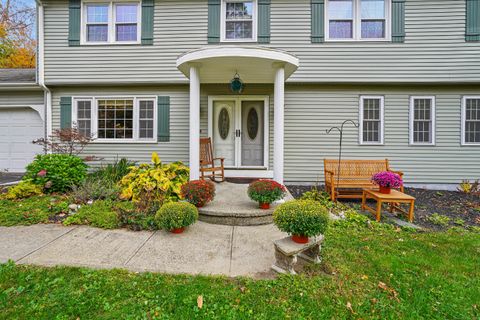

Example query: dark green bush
[273,200,330,237]
[155,202,198,231]
[24,154,87,193]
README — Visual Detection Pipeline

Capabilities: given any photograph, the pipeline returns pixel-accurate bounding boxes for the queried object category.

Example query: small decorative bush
[117,201,158,231]
[181,180,215,207]
[457,180,480,194]
[1,181,43,200]
[119,153,189,213]
[372,171,403,188]
[273,200,330,237]
[70,177,120,204]
[247,179,286,204]
[23,154,88,193]
[155,202,198,231]
[63,200,120,229]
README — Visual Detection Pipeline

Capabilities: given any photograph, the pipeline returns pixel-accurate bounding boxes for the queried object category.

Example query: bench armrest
[325,169,335,176]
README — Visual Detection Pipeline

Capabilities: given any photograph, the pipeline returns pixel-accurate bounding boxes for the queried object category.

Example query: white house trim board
[208,95,270,170]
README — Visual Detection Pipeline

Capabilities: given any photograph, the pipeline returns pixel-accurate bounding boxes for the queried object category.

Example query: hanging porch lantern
[230,72,244,94]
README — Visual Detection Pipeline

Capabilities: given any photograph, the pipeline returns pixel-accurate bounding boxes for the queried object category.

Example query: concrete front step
[198,182,294,226]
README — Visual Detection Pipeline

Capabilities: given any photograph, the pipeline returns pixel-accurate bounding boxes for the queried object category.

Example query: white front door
[241,101,264,166]
[210,97,268,169]
[212,101,236,167]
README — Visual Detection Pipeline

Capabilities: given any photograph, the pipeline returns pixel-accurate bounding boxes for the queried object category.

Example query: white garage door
[0,108,44,172]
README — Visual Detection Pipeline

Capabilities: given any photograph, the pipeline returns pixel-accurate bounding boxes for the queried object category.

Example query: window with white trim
[462,97,480,145]
[409,97,436,145]
[359,96,384,144]
[221,0,257,41]
[82,1,140,44]
[73,97,156,142]
[326,0,390,41]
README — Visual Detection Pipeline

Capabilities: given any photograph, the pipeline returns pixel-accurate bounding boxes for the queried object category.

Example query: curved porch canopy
[177,46,299,184]
[176,46,299,83]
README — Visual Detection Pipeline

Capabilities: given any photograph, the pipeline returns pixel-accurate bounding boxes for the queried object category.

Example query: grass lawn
[1,218,479,319]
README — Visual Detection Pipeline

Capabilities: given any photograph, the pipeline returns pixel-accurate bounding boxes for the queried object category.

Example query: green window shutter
[392,0,406,43]
[68,0,81,46]
[208,0,221,44]
[157,96,170,142]
[258,0,271,44]
[60,97,72,129]
[466,0,480,41]
[311,0,324,43]
[141,0,155,45]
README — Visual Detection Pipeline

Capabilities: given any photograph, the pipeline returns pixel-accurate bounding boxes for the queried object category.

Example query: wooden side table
[362,189,415,222]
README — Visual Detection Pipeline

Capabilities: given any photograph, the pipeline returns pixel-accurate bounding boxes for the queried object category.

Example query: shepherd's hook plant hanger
[326,120,359,193]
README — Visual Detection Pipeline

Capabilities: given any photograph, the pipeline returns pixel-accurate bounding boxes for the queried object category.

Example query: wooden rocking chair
[200,137,225,182]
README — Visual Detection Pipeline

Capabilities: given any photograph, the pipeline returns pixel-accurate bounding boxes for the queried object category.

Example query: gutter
[35,0,52,144]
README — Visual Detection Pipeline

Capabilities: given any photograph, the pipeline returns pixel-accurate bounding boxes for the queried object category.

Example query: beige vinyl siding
[43,0,480,85]
[51,86,190,164]
[0,90,44,106]
[284,84,480,185]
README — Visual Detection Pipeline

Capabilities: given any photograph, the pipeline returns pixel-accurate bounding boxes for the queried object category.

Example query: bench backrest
[324,159,390,179]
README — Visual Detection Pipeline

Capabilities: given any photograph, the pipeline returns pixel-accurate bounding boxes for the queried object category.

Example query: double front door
[210,97,268,168]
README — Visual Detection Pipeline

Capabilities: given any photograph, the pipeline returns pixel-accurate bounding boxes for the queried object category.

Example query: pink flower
[372,171,403,188]
[37,170,47,177]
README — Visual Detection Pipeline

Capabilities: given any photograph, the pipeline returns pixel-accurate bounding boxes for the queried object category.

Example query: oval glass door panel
[218,108,230,140]
[213,101,235,167]
[247,108,259,140]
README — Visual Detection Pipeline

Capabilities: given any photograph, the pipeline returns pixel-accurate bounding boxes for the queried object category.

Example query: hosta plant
[273,200,330,242]
[119,153,189,213]
[155,202,198,233]
[181,180,215,207]
[247,179,286,206]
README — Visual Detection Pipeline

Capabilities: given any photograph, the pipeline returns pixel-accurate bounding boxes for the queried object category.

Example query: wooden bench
[324,159,403,201]
[271,235,324,275]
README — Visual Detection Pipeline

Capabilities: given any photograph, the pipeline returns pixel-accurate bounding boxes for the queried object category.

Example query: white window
[462,97,480,145]
[82,1,141,44]
[326,0,390,41]
[359,96,384,144]
[221,0,257,42]
[409,96,436,145]
[73,97,157,142]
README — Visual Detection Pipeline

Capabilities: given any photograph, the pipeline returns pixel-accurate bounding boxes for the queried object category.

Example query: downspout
[35,0,52,152]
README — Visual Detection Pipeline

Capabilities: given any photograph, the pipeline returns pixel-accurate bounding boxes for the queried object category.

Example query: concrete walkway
[0,222,287,277]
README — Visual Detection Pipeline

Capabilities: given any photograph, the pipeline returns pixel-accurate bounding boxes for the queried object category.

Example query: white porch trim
[177,46,299,183]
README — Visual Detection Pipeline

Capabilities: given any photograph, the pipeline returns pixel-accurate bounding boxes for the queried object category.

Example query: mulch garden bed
[287,185,480,231]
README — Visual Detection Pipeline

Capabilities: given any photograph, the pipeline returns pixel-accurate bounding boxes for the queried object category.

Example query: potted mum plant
[273,200,330,244]
[181,180,215,207]
[155,202,198,234]
[247,179,286,209]
[372,171,403,194]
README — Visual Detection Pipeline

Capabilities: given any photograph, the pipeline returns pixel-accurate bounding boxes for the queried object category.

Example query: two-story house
[0,0,479,189]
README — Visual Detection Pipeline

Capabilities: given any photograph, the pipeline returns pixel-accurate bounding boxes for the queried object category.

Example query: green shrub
[300,187,350,214]
[155,202,198,231]
[119,153,189,213]
[273,200,330,237]
[1,181,43,200]
[117,202,158,231]
[427,213,451,227]
[70,177,120,204]
[24,154,88,193]
[63,200,120,229]
[247,179,286,204]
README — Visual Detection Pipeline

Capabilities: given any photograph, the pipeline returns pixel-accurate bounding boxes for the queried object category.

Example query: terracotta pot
[291,235,309,244]
[170,227,185,234]
[379,186,391,194]
[259,203,270,209]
